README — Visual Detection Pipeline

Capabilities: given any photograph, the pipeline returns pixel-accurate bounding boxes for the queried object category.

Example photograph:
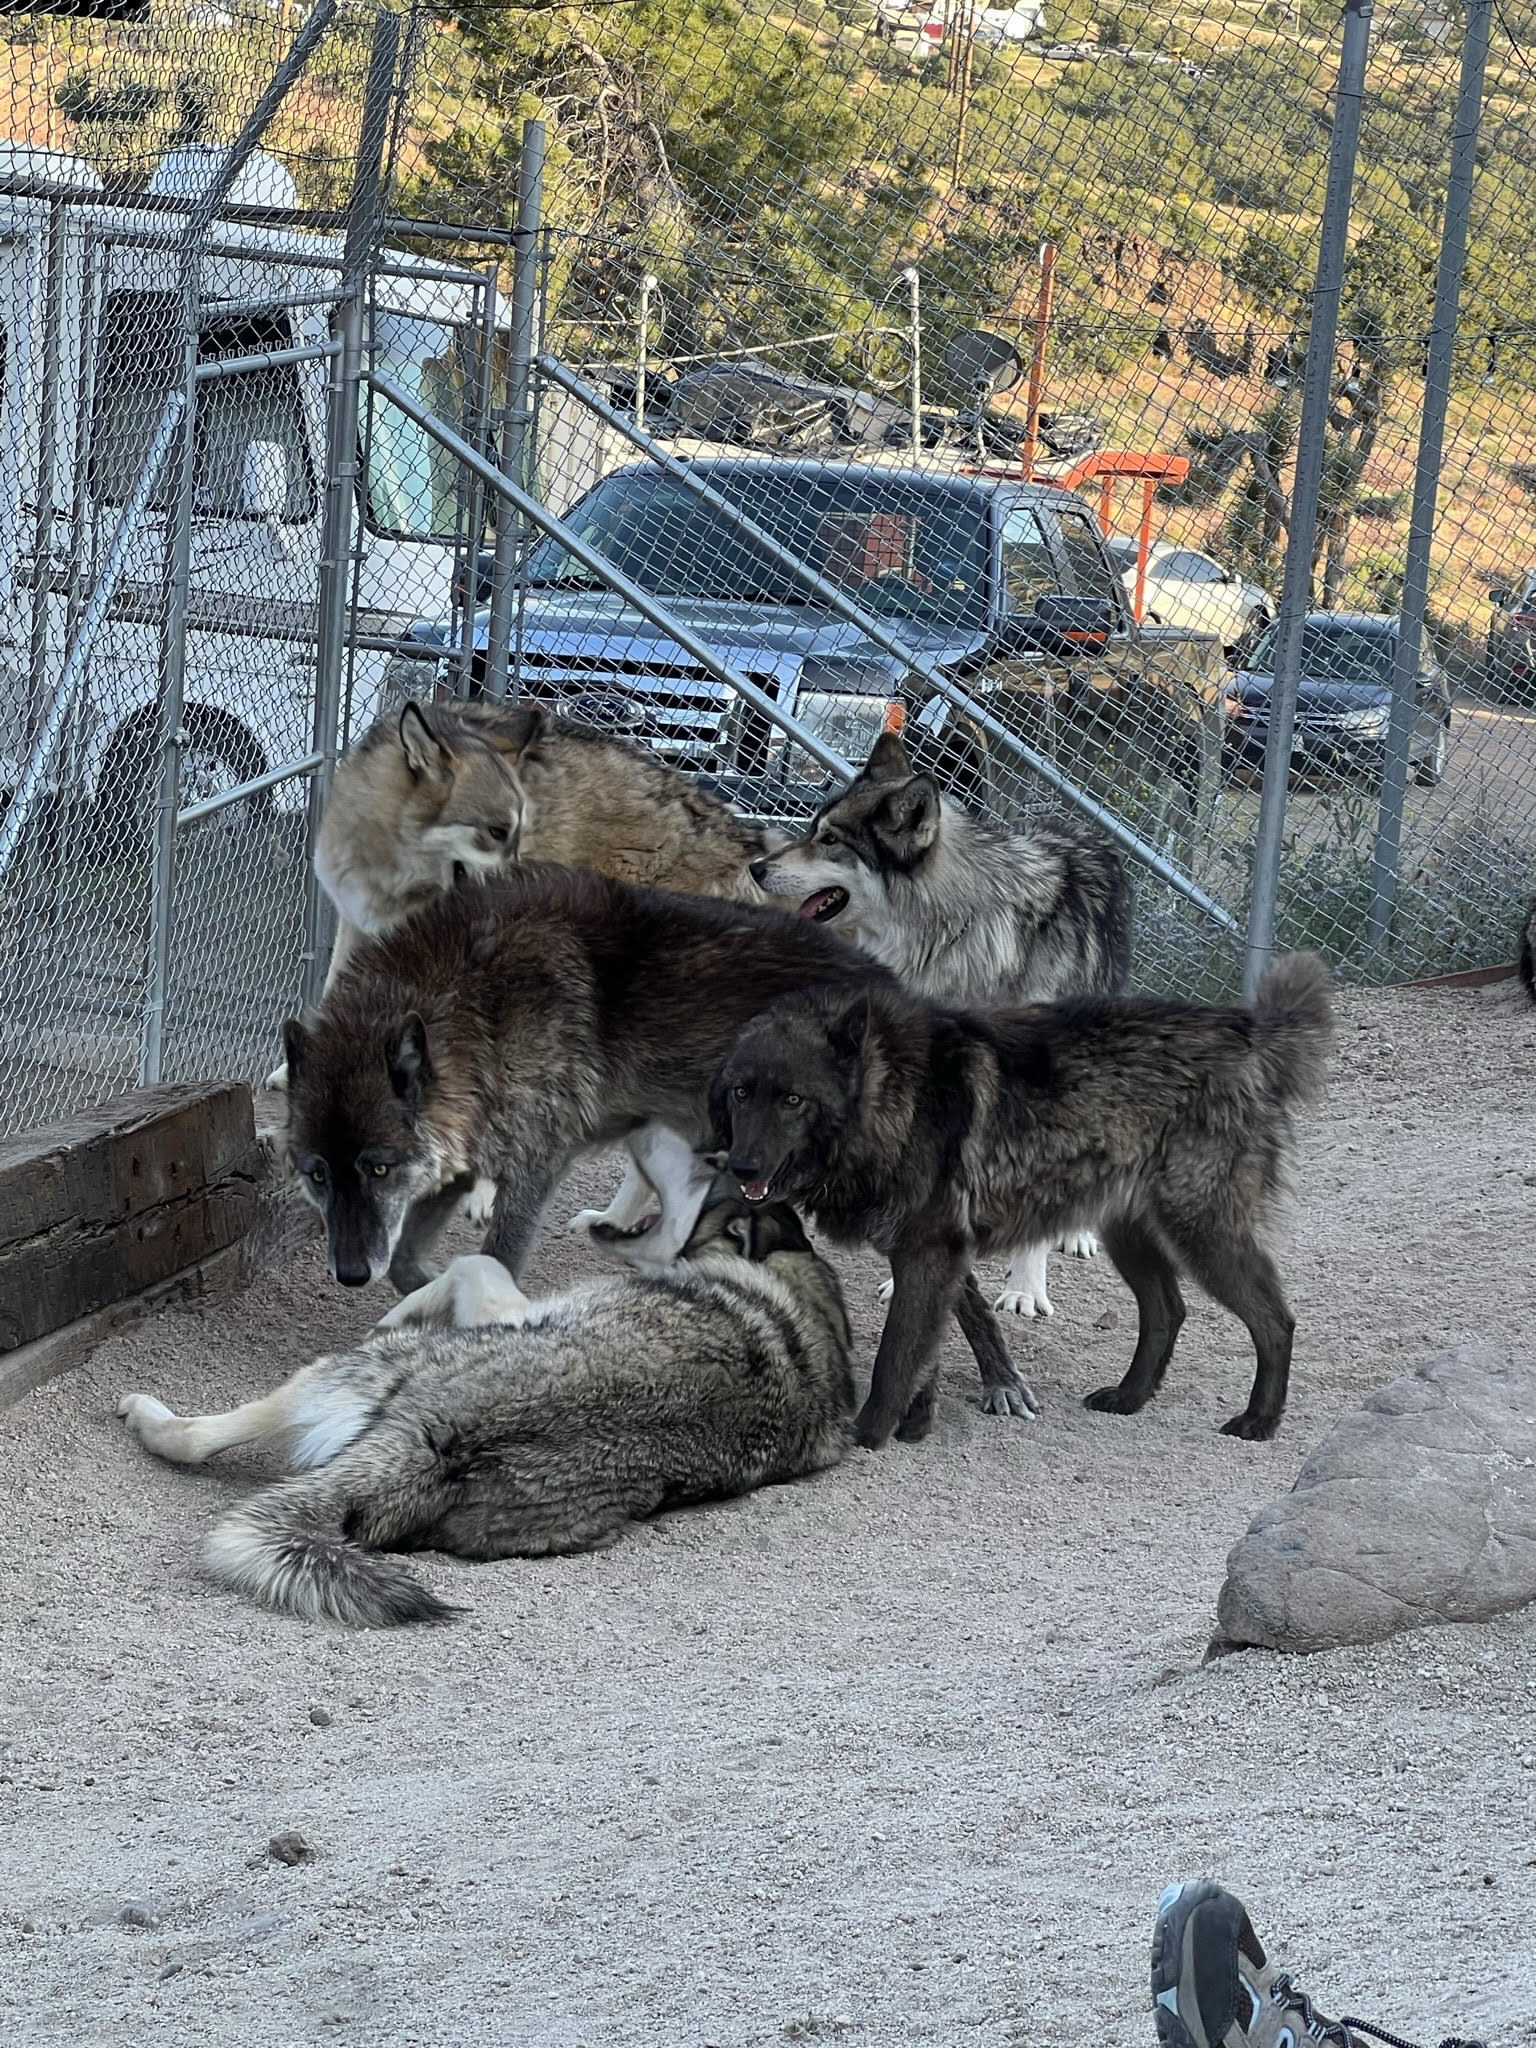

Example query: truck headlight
[793,692,903,773]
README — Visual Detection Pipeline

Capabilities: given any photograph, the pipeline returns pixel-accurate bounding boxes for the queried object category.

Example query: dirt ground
[2,979,1535,2048]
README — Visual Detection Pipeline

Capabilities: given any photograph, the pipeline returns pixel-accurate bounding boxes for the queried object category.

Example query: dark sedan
[1222,613,1452,787]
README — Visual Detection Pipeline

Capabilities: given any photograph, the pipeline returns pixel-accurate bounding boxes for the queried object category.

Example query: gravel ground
[2,979,1535,2048]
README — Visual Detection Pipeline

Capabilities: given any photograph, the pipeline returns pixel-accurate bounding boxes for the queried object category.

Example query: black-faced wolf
[711,954,1333,1449]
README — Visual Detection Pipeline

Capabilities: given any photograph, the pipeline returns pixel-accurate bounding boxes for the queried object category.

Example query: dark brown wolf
[710,954,1334,1448]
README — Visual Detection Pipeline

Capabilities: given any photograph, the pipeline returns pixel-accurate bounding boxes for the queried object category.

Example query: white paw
[117,1391,175,1439]
[460,1177,498,1228]
[1058,1231,1098,1260]
[877,1276,894,1303]
[263,1061,288,1091]
[567,1208,609,1238]
[995,1287,1054,1319]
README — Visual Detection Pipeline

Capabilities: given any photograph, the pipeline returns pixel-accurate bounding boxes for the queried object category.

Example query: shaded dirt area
[2,980,1535,2048]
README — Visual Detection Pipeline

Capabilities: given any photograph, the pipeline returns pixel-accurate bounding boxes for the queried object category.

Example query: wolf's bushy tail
[1252,951,1334,1104]
[202,1471,458,1627]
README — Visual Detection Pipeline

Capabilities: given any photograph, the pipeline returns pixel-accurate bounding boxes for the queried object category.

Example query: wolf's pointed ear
[398,702,451,783]
[865,730,912,780]
[873,773,941,857]
[386,1012,432,1113]
[828,988,873,1064]
[281,1016,307,1083]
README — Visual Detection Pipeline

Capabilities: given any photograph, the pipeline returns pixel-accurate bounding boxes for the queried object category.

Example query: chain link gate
[5,0,1536,1140]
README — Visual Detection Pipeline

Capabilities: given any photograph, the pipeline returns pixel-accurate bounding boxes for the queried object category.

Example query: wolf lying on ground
[751,731,1134,1320]
[711,954,1334,1450]
[117,1190,855,1626]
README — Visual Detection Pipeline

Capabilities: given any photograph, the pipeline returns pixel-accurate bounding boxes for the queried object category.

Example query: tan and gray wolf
[279,862,1037,1421]
[313,698,765,994]
[710,954,1333,1449]
[750,731,1134,1318]
[116,1191,854,1626]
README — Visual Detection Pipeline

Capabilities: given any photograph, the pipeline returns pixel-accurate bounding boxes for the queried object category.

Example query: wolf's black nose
[334,1259,371,1288]
[728,1156,760,1181]
[748,856,770,885]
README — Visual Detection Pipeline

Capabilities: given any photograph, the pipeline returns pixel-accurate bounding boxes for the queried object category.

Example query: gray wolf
[279,862,1037,1422]
[1521,898,1535,1002]
[710,953,1333,1448]
[750,730,1134,1317]
[116,1191,854,1626]
[313,698,764,996]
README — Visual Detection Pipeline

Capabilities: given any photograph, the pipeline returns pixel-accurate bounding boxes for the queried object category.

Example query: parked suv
[1485,572,1536,706]
[1223,613,1452,787]
[385,458,1207,809]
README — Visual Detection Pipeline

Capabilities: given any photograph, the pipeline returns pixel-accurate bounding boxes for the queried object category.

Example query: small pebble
[308,1707,332,1729]
[268,1832,314,1866]
[1094,1309,1119,1330]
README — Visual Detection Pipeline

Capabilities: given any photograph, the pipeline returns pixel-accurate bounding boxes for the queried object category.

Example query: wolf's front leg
[954,1274,1040,1419]
[607,1125,717,1266]
[481,1156,564,1282]
[389,1172,477,1294]
[857,1244,968,1450]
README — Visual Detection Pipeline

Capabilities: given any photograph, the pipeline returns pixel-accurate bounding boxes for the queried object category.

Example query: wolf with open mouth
[750,732,1134,1320]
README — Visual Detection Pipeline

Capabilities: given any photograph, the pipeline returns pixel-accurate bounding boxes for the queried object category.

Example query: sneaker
[1150,1879,1489,2048]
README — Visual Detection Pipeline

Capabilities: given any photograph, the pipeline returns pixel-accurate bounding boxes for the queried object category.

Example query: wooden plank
[0,1242,251,1412]
[0,1081,254,1251]
[0,1082,260,1352]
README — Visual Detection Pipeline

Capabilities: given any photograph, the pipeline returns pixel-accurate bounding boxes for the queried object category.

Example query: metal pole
[904,266,921,452]
[299,8,402,1009]
[1019,241,1057,483]
[1365,0,1491,956]
[139,0,340,1080]
[0,395,184,885]
[636,272,658,437]
[483,117,546,700]
[1242,0,1373,998]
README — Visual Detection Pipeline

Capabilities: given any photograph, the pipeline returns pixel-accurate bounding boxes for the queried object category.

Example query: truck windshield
[522,469,991,628]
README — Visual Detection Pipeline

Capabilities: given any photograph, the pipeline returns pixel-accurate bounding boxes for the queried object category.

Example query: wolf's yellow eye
[308,1165,326,1185]
[371,1162,389,1178]
[732,1084,749,1100]
[784,1093,801,1107]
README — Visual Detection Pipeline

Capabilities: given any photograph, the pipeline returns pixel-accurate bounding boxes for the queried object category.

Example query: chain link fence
[3,0,1534,1137]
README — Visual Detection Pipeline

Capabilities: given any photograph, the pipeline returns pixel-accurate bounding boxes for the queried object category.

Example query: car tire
[95,706,271,858]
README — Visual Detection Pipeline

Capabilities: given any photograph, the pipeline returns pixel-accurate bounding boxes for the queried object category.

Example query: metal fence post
[1364,0,1492,956]
[482,117,547,701]
[1241,0,1373,998]
[299,6,403,1010]
[138,0,339,1082]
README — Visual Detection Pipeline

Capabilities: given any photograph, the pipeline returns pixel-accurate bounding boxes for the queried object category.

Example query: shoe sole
[1151,1879,1227,2048]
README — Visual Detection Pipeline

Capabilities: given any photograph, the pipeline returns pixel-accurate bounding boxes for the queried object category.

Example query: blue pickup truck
[381,456,1213,808]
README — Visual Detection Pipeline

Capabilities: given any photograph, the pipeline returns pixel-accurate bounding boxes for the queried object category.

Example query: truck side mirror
[1032,592,1115,653]
[1488,587,1512,606]
[242,441,289,522]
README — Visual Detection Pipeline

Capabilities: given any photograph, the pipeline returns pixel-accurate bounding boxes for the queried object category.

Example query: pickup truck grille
[508,650,785,770]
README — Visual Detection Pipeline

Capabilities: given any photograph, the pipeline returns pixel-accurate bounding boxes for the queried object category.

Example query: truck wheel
[95,707,271,858]
[908,724,990,811]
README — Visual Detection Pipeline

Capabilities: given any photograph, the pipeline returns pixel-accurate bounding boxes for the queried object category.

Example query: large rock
[1213,1349,1536,1655]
